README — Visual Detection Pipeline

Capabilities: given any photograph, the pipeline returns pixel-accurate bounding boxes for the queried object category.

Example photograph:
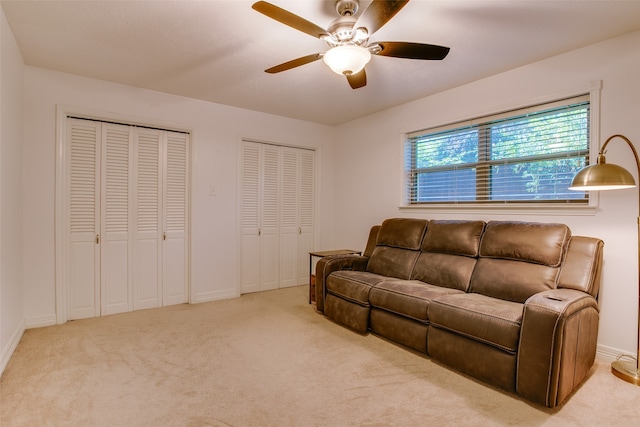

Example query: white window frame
[400,81,602,216]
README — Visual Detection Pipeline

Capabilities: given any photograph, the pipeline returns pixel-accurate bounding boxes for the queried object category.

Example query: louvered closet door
[100,124,134,315]
[68,119,101,320]
[163,131,189,305]
[297,149,315,285]
[280,147,315,287]
[259,145,280,291]
[240,142,261,294]
[240,141,280,293]
[240,141,314,294]
[134,128,162,309]
[65,118,190,319]
[279,148,300,288]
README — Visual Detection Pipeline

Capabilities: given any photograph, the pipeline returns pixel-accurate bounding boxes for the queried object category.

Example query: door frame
[55,105,193,324]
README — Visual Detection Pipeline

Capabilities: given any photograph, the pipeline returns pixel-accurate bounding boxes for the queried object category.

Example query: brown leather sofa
[315,218,604,408]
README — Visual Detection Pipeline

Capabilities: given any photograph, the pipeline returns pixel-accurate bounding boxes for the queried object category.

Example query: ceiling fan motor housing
[327,16,359,44]
[335,0,359,16]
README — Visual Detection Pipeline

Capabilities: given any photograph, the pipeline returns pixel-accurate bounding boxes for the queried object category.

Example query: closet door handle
[163,232,167,241]
[96,234,100,244]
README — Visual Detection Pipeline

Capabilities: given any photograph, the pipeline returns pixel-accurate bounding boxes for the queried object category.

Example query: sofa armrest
[517,288,599,408]
[315,255,369,313]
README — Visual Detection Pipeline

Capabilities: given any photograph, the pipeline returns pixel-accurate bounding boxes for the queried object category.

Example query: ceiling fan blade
[346,69,367,89]
[355,0,409,37]
[375,42,450,60]
[265,53,322,73]
[252,1,330,39]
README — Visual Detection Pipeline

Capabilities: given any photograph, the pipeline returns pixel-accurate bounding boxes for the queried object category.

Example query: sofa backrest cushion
[421,220,486,256]
[375,218,427,250]
[411,220,486,291]
[557,236,604,298]
[469,221,571,303]
[478,221,570,266]
[367,218,427,280]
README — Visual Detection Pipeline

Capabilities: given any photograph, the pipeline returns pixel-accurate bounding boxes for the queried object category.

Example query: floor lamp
[569,134,640,386]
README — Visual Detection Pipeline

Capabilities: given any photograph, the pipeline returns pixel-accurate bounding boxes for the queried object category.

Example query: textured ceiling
[3,0,640,125]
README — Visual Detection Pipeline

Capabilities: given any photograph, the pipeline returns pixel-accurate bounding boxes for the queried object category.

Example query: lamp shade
[569,155,637,191]
[323,45,371,76]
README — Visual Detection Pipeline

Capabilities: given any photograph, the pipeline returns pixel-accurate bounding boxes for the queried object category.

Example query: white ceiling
[3,0,640,125]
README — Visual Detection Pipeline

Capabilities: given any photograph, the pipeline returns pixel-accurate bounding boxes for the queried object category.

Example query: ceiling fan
[252,0,450,89]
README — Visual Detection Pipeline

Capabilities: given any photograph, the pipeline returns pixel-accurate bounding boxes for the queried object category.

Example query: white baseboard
[25,314,57,329]
[0,319,25,377]
[596,344,633,363]
[191,289,239,304]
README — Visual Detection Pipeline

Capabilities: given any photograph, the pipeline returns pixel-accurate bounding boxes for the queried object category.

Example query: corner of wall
[0,319,24,377]
[0,4,26,377]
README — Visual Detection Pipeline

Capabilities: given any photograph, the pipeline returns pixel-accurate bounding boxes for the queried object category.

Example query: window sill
[398,203,598,216]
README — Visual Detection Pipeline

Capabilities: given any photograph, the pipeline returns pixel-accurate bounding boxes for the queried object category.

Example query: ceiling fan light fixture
[323,44,371,76]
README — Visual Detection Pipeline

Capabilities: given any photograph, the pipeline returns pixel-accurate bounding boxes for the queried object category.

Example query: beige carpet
[2,285,639,427]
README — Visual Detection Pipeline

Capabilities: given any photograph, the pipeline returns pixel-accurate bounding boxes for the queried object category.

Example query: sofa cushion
[326,270,388,306]
[366,218,427,280]
[369,280,464,322]
[367,246,421,280]
[412,253,477,292]
[421,220,485,256]
[410,220,485,292]
[428,293,523,354]
[478,221,570,267]
[376,218,428,250]
[470,258,563,304]
[469,221,570,303]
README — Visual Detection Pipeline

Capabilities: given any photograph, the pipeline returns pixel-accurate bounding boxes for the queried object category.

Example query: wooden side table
[309,249,362,304]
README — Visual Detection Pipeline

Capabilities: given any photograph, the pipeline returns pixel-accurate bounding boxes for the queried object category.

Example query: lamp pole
[603,135,640,385]
[571,134,640,385]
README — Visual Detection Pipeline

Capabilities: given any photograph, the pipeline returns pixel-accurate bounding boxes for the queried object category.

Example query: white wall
[0,7,24,374]
[332,30,640,358]
[22,67,336,327]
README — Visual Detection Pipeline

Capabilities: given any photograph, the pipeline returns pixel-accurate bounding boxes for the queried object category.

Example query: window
[404,95,590,205]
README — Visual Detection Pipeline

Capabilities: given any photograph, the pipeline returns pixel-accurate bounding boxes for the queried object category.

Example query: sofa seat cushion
[370,280,464,323]
[326,270,388,306]
[428,293,523,353]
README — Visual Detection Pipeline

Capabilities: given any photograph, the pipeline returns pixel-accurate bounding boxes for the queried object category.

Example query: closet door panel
[279,148,298,288]
[163,132,189,305]
[240,142,260,294]
[259,145,280,291]
[69,239,99,319]
[164,235,187,304]
[67,119,101,320]
[136,237,160,306]
[134,129,162,309]
[101,236,129,314]
[297,150,315,285]
[101,124,133,315]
